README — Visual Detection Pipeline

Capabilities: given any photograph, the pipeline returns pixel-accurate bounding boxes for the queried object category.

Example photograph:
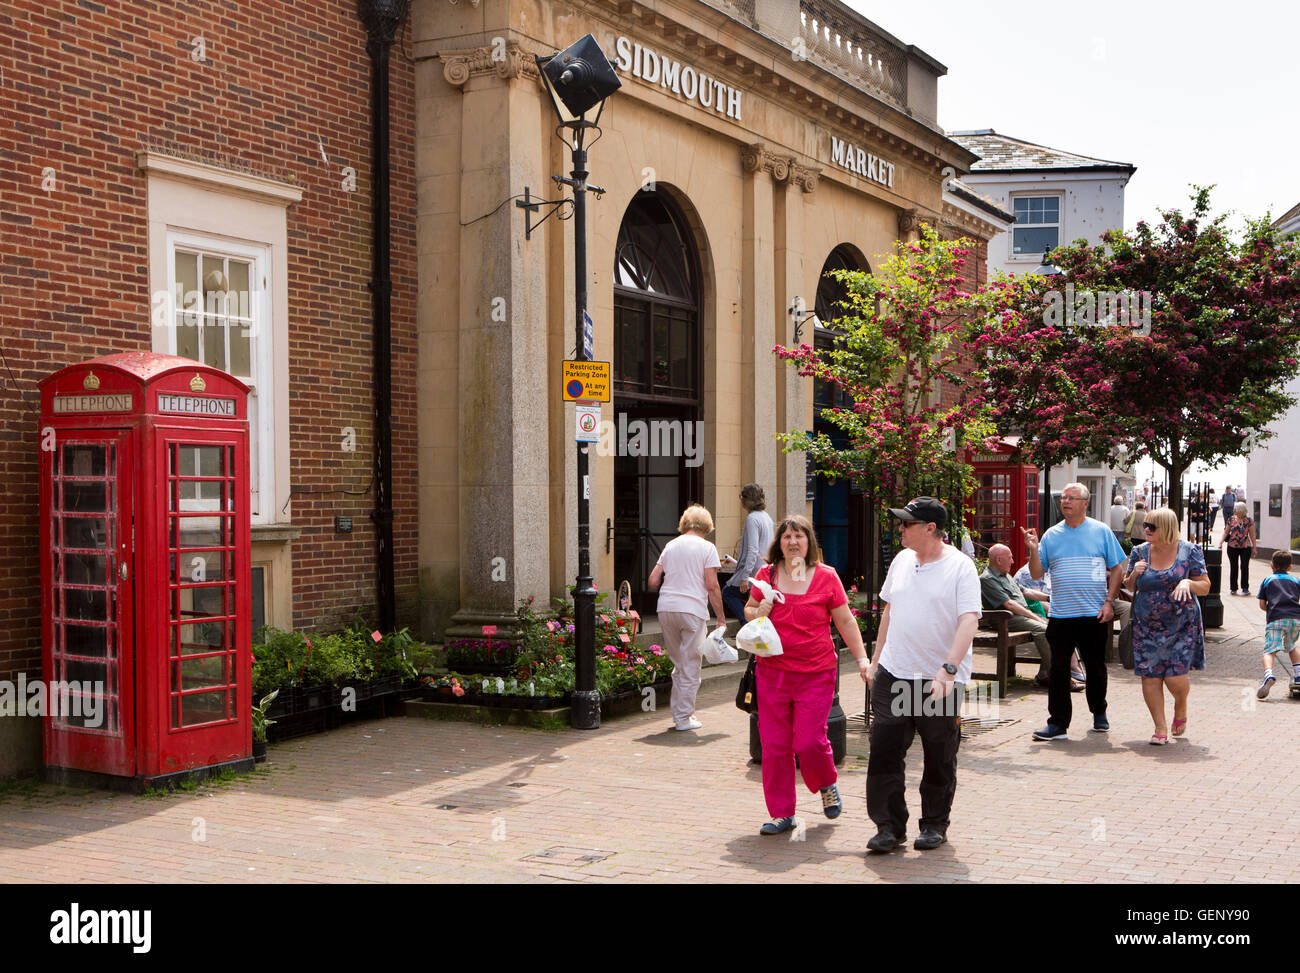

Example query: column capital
[440,43,542,88]
[741,143,791,181]
[790,162,822,194]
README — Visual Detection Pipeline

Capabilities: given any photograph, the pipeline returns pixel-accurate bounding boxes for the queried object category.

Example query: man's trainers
[820,784,842,819]
[866,828,904,853]
[673,717,703,730]
[1090,715,1110,733]
[1032,724,1068,741]
[1257,675,1276,699]
[913,828,947,851]
[759,817,796,836]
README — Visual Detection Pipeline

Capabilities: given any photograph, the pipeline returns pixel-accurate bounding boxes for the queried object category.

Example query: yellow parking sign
[562,360,611,402]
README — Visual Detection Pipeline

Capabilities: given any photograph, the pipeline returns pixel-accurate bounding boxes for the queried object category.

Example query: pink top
[753,562,848,673]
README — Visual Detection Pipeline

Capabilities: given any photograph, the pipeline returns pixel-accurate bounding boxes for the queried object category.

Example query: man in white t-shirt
[865,497,981,854]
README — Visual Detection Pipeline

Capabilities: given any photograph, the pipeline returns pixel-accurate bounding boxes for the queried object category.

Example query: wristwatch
[942,663,958,675]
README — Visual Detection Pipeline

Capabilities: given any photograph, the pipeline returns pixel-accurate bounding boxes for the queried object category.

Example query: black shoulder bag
[734,564,775,713]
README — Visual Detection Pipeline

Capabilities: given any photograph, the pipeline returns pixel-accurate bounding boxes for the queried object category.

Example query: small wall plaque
[335,516,353,533]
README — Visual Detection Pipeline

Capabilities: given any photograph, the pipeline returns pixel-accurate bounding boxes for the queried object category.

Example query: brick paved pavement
[1,571,1295,884]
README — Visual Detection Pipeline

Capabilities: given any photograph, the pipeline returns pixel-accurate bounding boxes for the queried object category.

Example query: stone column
[739,143,783,499]
[431,44,551,637]
[774,160,822,517]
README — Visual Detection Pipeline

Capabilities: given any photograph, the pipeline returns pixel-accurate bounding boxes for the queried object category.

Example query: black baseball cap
[889,497,948,528]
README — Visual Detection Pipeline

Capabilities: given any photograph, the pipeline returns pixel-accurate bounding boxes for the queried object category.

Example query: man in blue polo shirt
[1022,482,1126,740]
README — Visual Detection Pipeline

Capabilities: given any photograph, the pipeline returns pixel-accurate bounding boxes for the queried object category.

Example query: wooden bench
[972,609,1041,697]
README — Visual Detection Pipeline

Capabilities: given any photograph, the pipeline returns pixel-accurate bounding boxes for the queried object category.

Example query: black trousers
[1227,547,1252,593]
[1046,616,1108,730]
[866,666,961,837]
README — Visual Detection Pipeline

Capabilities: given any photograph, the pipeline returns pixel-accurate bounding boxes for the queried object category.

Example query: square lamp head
[542,33,621,120]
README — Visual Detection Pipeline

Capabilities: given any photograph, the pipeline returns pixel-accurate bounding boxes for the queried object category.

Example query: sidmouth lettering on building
[829,135,895,188]
[614,37,742,120]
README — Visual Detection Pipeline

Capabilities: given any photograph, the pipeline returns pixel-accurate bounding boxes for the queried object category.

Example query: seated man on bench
[982,544,1082,691]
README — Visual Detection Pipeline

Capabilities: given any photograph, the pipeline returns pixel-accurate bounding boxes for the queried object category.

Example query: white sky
[844,0,1299,231]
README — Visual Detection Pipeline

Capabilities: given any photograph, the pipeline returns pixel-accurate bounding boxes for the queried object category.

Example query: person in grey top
[722,483,775,622]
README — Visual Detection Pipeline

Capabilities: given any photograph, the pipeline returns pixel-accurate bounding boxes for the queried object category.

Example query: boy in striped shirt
[1256,550,1300,698]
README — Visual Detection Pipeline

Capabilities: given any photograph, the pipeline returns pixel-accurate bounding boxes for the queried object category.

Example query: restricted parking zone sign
[562,360,611,402]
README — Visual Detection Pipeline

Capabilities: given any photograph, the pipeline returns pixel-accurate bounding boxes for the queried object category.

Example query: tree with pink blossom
[774,225,1001,521]
[977,188,1300,520]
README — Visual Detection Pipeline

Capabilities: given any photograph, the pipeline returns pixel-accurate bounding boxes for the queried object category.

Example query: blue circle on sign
[567,379,584,398]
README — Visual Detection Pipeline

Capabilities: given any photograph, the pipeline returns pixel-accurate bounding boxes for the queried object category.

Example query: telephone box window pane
[64,588,107,623]
[178,517,223,549]
[182,691,227,727]
[62,444,106,477]
[64,623,108,657]
[63,481,107,513]
[64,554,107,586]
[173,550,229,585]
[177,585,226,623]
[176,621,227,656]
[61,516,109,549]
[180,654,226,690]
[65,659,108,687]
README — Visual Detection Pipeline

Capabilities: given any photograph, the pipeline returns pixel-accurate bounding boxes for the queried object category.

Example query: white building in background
[1245,204,1300,555]
[950,129,1140,521]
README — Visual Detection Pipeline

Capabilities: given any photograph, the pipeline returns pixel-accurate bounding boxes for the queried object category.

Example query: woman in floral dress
[1123,507,1210,745]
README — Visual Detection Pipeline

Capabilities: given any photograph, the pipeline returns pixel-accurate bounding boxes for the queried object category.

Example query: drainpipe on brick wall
[358,0,409,632]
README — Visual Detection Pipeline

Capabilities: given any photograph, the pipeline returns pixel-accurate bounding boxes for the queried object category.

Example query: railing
[796,1,907,108]
[704,0,910,109]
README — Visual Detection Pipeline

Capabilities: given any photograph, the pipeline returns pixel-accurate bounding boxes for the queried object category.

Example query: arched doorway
[611,191,703,614]
[812,245,868,585]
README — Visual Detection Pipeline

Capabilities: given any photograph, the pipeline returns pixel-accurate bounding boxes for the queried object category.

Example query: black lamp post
[536,35,621,729]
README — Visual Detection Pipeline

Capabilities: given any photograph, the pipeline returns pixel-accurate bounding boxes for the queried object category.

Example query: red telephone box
[968,440,1039,566]
[39,352,252,789]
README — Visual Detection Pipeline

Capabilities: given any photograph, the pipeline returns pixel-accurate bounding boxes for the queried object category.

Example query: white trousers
[658,611,707,725]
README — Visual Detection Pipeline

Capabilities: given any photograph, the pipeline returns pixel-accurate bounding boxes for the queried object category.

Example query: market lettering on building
[157,394,236,417]
[615,36,742,121]
[829,135,894,188]
[52,394,133,413]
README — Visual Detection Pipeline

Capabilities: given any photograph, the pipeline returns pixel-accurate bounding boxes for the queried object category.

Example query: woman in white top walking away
[649,504,727,730]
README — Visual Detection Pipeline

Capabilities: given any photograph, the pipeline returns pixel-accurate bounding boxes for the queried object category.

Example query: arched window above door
[613,193,700,403]
[614,195,695,302]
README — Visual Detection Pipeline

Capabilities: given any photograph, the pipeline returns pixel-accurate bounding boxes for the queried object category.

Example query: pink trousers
[756,663,837,818]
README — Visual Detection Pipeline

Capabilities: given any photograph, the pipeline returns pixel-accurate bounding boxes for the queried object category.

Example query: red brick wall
[0,0,418,681]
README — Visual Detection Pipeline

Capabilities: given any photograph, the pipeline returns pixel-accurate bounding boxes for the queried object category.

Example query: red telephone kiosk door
[43,431,136,777]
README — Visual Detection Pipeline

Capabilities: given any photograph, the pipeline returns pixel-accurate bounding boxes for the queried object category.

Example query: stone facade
[411,0,989,635]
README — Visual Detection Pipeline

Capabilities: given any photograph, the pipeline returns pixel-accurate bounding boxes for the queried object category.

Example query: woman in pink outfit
[745,514,870,835]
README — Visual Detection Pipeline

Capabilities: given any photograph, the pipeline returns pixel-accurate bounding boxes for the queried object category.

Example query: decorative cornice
[440,43,542,88]
[940,200,1003,242]
[136,150,302,207]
